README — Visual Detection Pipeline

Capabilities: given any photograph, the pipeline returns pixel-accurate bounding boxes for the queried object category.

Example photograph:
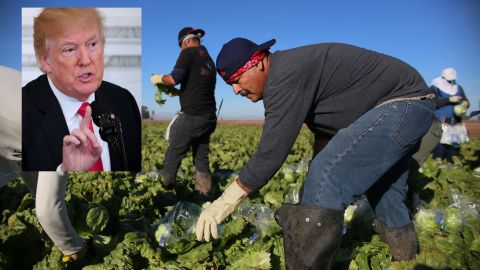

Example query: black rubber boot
[275,203,344,270]
[373,219,418,261]
[194,170,212,195]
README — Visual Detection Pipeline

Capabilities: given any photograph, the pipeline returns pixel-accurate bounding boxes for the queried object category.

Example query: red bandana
[226,51,266,84]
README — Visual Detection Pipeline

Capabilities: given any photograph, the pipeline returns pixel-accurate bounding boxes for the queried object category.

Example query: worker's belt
[376,93,436,107]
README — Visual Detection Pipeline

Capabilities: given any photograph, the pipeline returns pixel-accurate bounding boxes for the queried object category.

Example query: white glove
[150,74,164,85]
[195,180,247,241]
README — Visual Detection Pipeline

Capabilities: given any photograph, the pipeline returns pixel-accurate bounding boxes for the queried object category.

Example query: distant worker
[195,38,436,269]
[0,65,22,189]
[150,27,217,196]
[430,67,469,161]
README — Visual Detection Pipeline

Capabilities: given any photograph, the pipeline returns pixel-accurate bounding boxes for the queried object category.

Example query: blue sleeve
[170,68,186,84]
[431,85,449,108]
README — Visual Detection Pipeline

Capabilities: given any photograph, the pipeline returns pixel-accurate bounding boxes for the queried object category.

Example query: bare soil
[465,120,480,138]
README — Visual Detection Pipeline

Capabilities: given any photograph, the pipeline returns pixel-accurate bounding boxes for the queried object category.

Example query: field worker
[0,65,87,262]
[150,27,217,196]
[23,8,141,172]
[195,38,436,269]
[0,66,22,185]
[430,67,470,161]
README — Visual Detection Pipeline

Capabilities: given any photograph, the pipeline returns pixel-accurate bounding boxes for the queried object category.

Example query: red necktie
[77,102,104,172]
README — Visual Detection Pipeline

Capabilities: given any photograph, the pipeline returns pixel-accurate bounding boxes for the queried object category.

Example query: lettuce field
[1,122,480,269]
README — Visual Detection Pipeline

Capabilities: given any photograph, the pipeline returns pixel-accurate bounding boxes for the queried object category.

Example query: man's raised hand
[61,105,102,171]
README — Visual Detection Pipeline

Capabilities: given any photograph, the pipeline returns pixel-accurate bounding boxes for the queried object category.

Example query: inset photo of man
[22,8,141,172]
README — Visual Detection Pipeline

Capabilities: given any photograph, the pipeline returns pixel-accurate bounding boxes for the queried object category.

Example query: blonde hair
[33,8,105,58]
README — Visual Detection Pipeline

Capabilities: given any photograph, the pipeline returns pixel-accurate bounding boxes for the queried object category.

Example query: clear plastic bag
[414,207,443,233]
[151,201,201,254]
[281,159,309,184]
[414,192,479,234]
[342,196,375,235]
[283,183,302,204]
[234,201,281,239]
[440,123,469,146]
[446,188,480,232]
[134,170,160,184]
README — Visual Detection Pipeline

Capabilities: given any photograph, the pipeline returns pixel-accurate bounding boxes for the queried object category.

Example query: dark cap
[178,27,205,47]
[216,37,276,83]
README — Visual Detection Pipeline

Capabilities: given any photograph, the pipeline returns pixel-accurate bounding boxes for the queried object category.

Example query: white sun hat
[441,67,457,81]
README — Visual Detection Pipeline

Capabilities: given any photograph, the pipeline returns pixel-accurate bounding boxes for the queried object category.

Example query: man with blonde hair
[23,8,141,172]
[21,8,141,263]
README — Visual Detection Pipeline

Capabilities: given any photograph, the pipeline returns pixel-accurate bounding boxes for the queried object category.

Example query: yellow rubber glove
[195,180,247,241]
[150,74,164,85]
[449,95,462,103]
[62,242,87,262]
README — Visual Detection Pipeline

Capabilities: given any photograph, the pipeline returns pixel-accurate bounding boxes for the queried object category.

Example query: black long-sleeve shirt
[239,43,432,191]
[174,45,216,115]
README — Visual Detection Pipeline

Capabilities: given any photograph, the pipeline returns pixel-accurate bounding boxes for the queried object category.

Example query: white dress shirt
[48,76,111,171]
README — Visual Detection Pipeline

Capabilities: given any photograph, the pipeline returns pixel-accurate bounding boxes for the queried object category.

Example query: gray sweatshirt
[239,43,432,191]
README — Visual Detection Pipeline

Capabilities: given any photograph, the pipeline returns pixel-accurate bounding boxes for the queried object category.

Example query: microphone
[91,100,128,170]
[91,101,115,143]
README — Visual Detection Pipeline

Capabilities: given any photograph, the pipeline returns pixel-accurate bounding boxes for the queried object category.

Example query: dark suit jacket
[22,74,141,171]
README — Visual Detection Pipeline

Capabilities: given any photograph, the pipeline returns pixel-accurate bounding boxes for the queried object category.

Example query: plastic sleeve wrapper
[281,159,309,204]
[414,188,479,235]
[280,159,309,184]
[134,170,160,185]
[342,196,375,235]
[233,200,282,240]
[151,201,202,254]
[439,123,469,146]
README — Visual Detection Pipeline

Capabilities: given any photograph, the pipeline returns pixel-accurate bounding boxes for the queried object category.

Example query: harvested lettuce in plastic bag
[415,208,441,232]
[151,201,201,254]
[227,250,271,270]
[234,201,281,238]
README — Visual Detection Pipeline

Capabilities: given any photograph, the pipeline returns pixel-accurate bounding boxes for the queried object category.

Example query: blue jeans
[301,99,435,228]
